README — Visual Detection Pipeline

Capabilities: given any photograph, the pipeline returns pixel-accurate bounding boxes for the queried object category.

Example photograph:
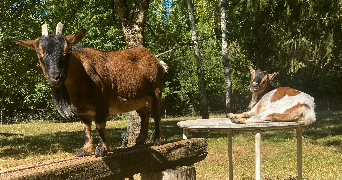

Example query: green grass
[1,111,342,179]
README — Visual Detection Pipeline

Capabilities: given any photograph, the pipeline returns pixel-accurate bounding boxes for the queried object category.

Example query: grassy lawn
[0,111,341,179]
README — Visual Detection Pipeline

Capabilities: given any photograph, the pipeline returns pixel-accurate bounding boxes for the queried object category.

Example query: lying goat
[228,66,316,125]
[13,22,167,157]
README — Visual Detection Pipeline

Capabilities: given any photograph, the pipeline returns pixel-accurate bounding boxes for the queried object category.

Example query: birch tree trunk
[220,0,232,117]
[187,0,209,119]
[113,0,150,146]
[114,0,149,48]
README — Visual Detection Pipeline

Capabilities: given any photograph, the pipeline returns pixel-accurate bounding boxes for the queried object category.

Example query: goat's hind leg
[136,106,150,145]
[151,96,162,145]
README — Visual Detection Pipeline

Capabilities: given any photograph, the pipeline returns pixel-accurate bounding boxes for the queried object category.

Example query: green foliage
[1,0,341,122]
[0,0,125,122]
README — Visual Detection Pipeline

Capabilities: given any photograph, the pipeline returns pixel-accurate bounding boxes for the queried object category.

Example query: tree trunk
[220,0,232,117]
[113,0,150,148]
[187,0,209,119]
[141,165,196,180]
[113,0,149,48]
[0,138,207,180]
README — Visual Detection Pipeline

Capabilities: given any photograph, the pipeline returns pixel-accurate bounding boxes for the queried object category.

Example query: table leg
[228,131,233,180]
[183,129,188,139]
[255,129,261,180]
[296,127,303,180]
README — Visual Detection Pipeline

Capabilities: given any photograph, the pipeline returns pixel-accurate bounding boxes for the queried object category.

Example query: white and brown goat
[13,22,167,157]
[228,66,316,125]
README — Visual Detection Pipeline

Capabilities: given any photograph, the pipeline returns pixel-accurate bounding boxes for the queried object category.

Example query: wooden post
[296,127,303,180]
[228,131,233,180]
[141,165,196,180]
[183,129,189,139]
[142,129,195,180]
[255,129,261,180]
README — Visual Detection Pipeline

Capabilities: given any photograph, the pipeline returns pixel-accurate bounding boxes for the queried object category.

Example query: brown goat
[228,66,316,125]
[13,22,167,157]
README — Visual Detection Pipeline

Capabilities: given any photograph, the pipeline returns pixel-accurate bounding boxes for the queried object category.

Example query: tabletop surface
[177,118,305,132]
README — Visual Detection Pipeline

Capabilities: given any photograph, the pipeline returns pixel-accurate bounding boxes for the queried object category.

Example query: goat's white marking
[159,60,168,72]
[245,88,315,125]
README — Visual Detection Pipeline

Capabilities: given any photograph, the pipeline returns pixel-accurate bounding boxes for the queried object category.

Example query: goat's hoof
[76,148,92,157]
[135,135,147,145]
[228,113,236,119]
[231,118,241,124]
[153,138,162,146]
[95,147,108,157]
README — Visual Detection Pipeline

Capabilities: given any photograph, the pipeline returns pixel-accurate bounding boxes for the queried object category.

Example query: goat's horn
[42,24,48,36]
[56,22,64,35]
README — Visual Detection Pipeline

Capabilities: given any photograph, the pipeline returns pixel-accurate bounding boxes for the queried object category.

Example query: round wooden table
[177,118,306,180]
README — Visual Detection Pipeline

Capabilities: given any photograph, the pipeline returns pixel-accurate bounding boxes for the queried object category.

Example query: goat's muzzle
[250,82,260,92]
[47,71,65,87]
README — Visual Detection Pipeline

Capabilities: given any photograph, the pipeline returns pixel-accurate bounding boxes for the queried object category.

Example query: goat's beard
[52,84,76,119]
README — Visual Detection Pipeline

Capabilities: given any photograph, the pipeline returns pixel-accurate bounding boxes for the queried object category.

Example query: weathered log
[0,138,207,180]
[141,165,196,180]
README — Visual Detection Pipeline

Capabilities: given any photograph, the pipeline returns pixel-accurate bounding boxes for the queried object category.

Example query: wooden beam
[0,138,207,180]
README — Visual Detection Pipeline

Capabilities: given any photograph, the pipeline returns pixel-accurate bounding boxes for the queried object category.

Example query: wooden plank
[0,138,207,180]
[177,118,305,132]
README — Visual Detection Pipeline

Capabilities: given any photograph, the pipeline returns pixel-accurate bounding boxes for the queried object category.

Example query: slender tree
[114,0,150,48]
[220,0,232,117]
[187,0,209,119]
[113,0,151,146]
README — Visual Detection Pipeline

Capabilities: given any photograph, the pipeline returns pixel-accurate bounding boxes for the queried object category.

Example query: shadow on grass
[0,126,127,159]
[2,111,340,160]
[0,133,24,137]
[256,111,342,152]
[159,120,229,141]
[303,111,342,151]
[304,111,342,138]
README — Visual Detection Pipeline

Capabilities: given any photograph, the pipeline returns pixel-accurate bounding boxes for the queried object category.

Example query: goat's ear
[65,29,86,46]
[249,66,255,73]
[268,72,279,81]
[12,39,38,50]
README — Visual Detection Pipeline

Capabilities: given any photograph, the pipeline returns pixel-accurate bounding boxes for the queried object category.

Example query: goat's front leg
[228,112,247,119]
[95,122,110,157]
[228,112,248,123]
[77,121,94,157]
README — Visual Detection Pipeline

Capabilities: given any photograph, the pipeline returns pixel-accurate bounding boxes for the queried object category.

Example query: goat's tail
[303,107,316,125]
[159,61,168,73]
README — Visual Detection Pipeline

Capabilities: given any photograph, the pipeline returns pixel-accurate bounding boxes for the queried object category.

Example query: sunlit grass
[193,111,342,180]
[1,111,342,179]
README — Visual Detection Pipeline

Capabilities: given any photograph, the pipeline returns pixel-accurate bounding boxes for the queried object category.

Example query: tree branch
[155,34,215,57]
